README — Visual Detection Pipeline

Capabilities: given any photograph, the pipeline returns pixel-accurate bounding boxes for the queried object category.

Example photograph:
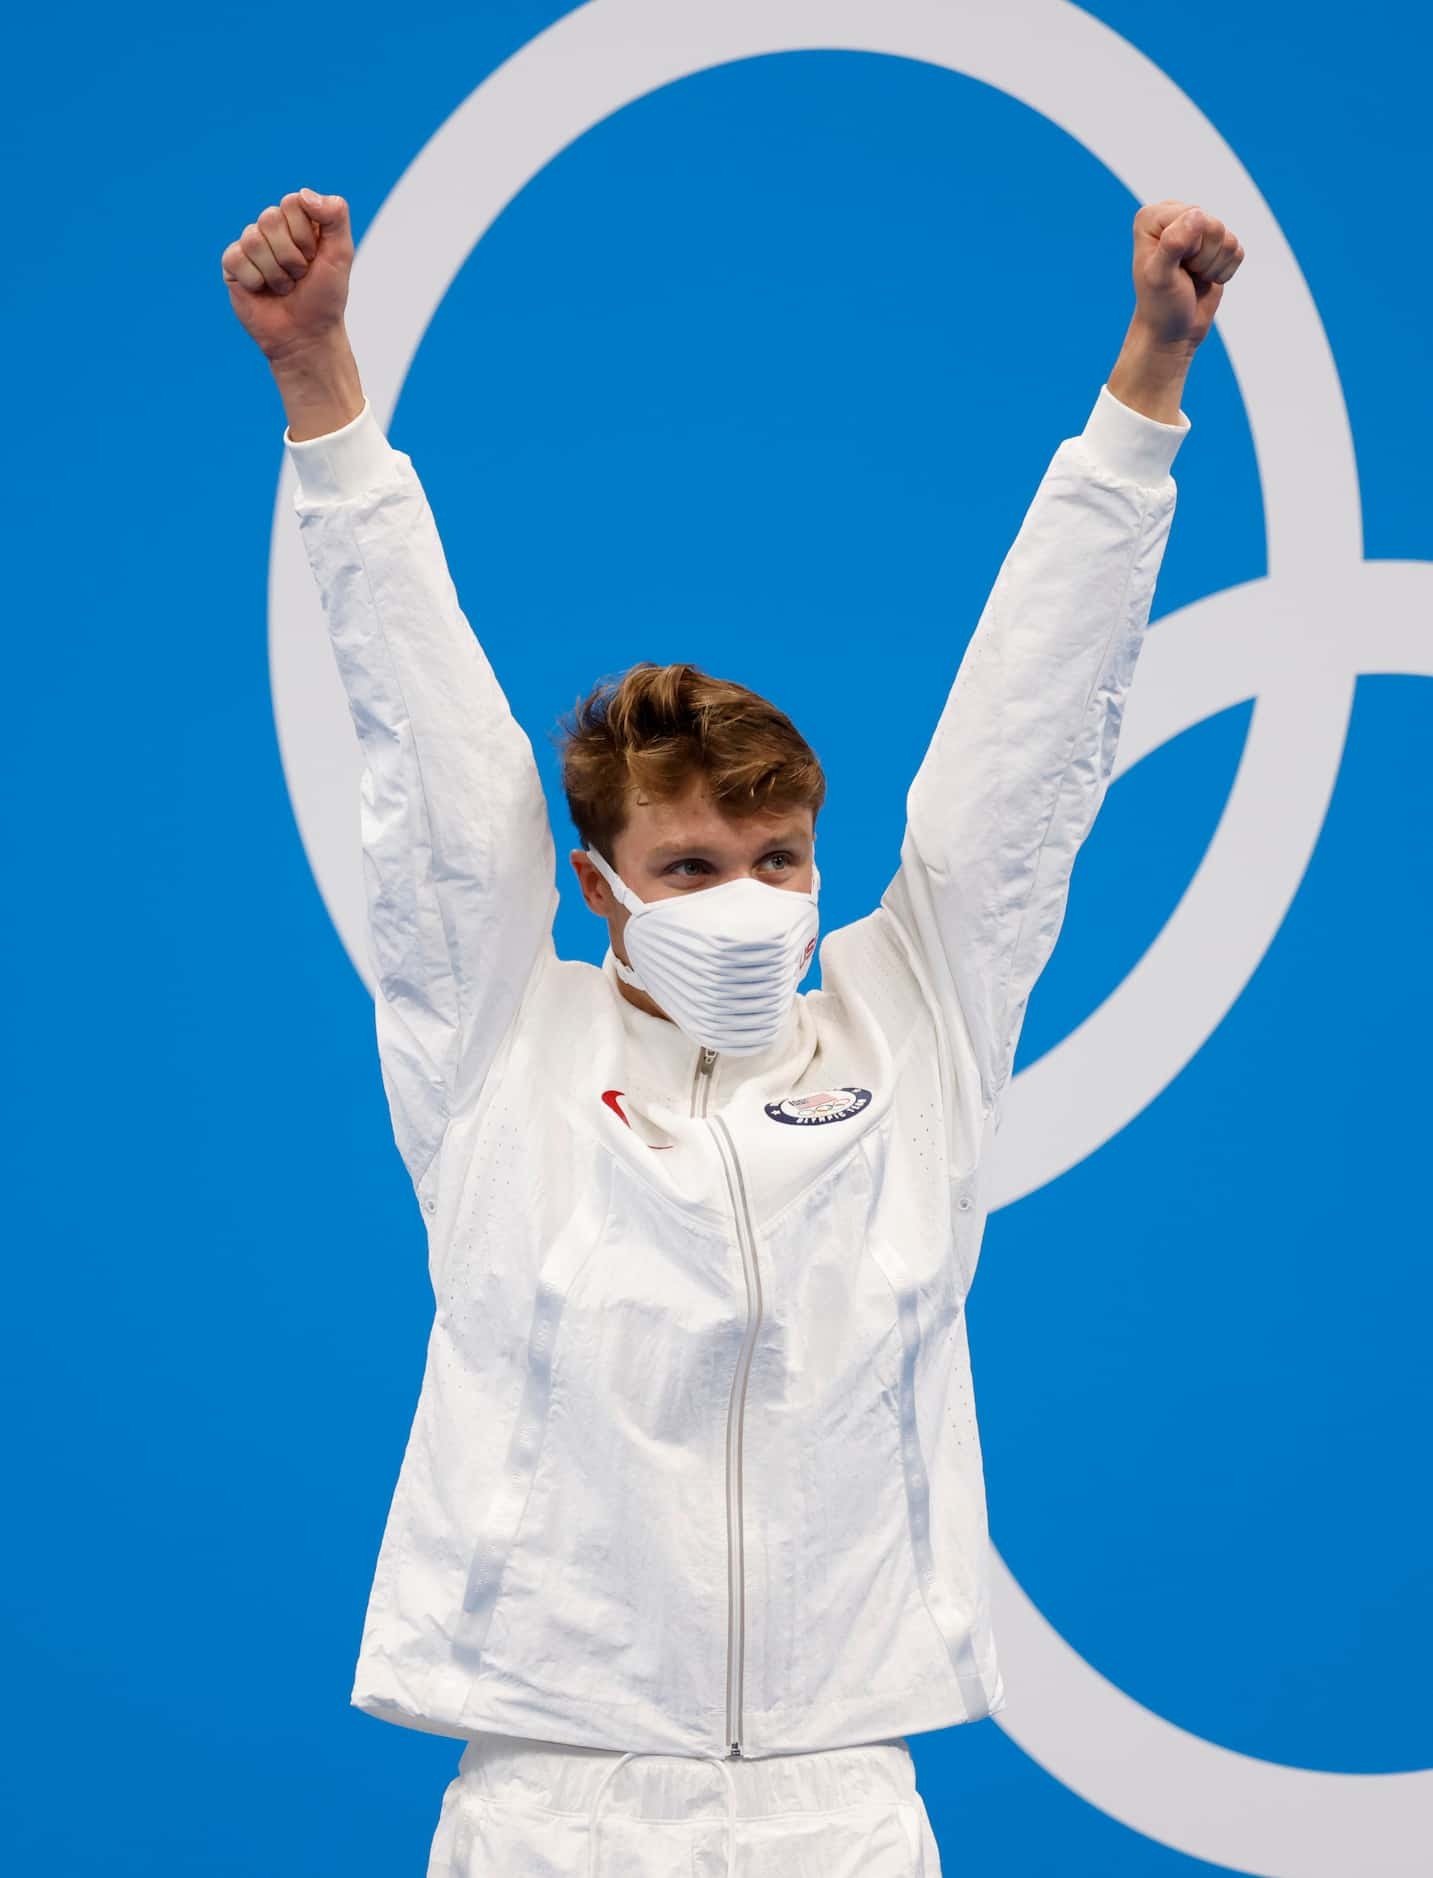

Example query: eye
[662,851,799,879]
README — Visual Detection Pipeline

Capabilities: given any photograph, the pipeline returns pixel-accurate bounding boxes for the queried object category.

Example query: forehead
[619,777,813,854]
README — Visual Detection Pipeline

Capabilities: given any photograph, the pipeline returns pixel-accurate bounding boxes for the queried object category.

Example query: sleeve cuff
[283,396,398,501]
[1079,381,1190,487]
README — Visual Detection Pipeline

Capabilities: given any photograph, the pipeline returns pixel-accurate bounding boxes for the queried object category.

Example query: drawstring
[586,1750,739,1878]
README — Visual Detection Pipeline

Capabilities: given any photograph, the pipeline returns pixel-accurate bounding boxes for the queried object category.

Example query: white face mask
[585,842,821,1056]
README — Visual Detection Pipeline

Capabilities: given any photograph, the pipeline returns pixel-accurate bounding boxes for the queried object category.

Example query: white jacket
[285,380,1189,1759]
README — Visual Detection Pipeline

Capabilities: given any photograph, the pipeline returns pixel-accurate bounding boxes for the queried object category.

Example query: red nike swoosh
[600,1088,673,1149]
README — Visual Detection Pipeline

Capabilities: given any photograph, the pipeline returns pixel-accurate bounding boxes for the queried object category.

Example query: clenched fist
[221,189,354,361]
[1130,200,1244,354]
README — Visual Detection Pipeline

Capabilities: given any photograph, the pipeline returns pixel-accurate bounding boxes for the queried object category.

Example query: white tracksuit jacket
[284,379,1189,1760]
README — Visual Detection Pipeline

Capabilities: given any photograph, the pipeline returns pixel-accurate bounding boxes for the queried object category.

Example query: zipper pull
[727,1741,743,1759]
[690,1046,720,1120]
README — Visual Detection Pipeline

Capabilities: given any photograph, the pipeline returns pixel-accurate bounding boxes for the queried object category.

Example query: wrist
[1106,319,1193,425]
[270,331,365,441]
[267,326,355,382]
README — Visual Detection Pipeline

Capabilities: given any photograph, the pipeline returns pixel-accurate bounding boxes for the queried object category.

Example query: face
[569,774,816,1020]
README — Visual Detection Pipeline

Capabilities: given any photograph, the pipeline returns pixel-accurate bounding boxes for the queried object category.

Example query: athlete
[224,185,1243,1875]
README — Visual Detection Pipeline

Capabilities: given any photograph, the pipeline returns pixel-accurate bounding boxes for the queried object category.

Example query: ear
[570,848,614,919]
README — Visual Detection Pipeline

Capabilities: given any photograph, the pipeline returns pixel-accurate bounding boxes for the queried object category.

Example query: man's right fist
[221,189,354,360]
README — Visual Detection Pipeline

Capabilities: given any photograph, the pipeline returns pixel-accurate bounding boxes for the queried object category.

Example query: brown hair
[552,661,826,863]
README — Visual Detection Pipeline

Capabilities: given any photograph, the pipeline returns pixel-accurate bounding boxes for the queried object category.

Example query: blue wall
[5,3,1429,1872]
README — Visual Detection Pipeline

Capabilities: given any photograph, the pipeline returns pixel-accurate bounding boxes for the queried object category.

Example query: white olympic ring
[266,2,1433,1869]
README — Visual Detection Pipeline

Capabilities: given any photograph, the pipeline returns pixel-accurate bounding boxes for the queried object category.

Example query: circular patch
[764,1087,873,1127]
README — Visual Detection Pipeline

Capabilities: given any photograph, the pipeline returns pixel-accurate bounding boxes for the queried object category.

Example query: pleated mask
[585,842,821,1056]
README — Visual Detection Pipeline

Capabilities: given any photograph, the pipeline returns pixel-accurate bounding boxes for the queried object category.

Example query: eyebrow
[646,829,811,862]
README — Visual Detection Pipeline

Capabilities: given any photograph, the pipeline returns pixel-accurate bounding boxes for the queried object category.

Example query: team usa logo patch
[764,1087,873,1127]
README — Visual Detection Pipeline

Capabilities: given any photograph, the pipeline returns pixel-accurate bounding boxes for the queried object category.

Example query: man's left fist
[1131,200,1244,354]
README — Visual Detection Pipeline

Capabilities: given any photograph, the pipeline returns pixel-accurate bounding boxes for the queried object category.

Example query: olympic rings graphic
[267,2,1433,1869]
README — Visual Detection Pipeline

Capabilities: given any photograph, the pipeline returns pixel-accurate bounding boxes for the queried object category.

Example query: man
[224,187,1242,1876]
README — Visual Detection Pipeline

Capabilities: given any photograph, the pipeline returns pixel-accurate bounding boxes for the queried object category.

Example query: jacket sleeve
[285,397,559,1216]
[879,381,1190,1130]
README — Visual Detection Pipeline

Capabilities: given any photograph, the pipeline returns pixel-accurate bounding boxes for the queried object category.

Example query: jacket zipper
[691,1044,760,1760]
[690,1043,718,1120]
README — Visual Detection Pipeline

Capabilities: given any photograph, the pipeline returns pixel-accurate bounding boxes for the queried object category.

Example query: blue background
[5,1,1429,1871]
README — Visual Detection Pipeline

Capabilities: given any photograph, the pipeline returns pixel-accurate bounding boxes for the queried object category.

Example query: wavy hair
[551,661,826,863]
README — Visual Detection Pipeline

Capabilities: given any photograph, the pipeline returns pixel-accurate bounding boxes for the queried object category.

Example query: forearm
[285,386,558,1142]
[270,328,366,440]
[893,381,1185,1113]
[1105,316,1192,424]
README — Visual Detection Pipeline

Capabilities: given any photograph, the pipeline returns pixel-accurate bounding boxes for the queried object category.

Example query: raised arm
[881,201,1244,1130]
[224,190,558,1218]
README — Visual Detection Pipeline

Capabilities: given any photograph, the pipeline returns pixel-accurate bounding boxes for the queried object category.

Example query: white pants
[427,1730,942,1877]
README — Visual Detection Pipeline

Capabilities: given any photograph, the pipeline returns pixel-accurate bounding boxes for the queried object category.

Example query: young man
[224,189,1242,1876]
